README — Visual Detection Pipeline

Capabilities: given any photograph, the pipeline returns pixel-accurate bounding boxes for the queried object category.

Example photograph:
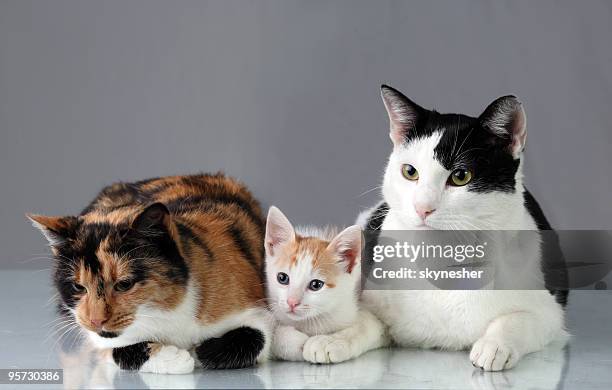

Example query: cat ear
[479,95,527,159]
[131,202,171,234]
[27,214,78,246]
[265,206,295,257]
[381,84,423,146]
[327,225,362,274]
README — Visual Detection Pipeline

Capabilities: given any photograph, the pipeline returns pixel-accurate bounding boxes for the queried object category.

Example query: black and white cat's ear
[265,206,296,257]
[381,84,423,147]
[327,225,362,274]
[27,214,78,246]
[479,95,527,159]
[131,202,171,234]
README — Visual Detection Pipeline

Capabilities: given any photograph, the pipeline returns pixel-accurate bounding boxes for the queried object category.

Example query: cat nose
[90,317,108,329]
[415,206,436,220]
[287,297,301,311]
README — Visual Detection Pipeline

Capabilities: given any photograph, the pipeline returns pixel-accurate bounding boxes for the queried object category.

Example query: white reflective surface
[1,270,610,389]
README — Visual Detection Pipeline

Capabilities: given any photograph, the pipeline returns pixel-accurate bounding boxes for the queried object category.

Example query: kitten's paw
[272,325,308,361]
[303,335,352,364]
[139,345,195,374]
[470,337,519,371]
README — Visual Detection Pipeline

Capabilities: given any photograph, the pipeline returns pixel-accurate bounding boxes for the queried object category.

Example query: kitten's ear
[381,84,423,147]
[265,206,295,257]
[131,202,171,233]
[27,214,78,246]
[327,225,362,274]
[479,95,527,159]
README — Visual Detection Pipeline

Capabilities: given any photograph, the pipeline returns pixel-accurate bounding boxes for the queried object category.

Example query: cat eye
[308,279,325,291]
[401,164,419,181]
[72,282,86,293]
[114,279,135,292]
[277,272,289,285]
[449,169,473,186]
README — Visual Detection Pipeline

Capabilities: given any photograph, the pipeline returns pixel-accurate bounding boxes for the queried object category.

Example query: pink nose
[90,318,107,328]
[287,297,300,311]
[415,206,435,220]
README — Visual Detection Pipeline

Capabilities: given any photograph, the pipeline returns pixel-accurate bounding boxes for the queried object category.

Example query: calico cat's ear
[479,95,527,159]
[27,214,78,246]
[381,84,424,146]
[131,202,171,234]
[327,225,362,274]
[265,206,295,257]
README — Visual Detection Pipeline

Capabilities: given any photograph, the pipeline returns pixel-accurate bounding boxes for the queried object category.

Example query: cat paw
[139,345,195,374]
[470,338,519,371]
[303,335,352,364]
[272,325,309,361]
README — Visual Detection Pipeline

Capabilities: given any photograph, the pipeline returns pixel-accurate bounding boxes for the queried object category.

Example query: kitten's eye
[114,279,135,292]
[308,279,325,291]
[449,169,473,186]
[277,272,289,285]
[401,164,419,181]
[72,282,86,293]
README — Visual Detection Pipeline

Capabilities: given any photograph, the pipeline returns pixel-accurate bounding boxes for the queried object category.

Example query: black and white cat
[358,85,568,371]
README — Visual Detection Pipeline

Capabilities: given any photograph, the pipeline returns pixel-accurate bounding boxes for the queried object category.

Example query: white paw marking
[303,335,352,364]
[470,337,519,371]
[139,345,195,374]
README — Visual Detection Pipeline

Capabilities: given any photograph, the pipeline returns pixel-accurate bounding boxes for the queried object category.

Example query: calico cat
[358,85,568,371]
[264,206,388,363]
[29,173,271,374]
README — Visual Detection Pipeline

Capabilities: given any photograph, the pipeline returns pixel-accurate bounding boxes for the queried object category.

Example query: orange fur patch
[276,234,342,287]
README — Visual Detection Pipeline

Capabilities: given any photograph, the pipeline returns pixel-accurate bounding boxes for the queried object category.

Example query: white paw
[272,326,309,361]
[139,345,195,374]
[303,335,352,364]
[470,337,519,371]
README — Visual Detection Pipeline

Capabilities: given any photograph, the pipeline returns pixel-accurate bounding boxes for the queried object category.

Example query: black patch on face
[53,223,113,308]
[195,327,265,369]
[399,110,520,194]
[385,87,521,194]
[53,263,80,309]
[429,113,520,193]
[112,342,151,370]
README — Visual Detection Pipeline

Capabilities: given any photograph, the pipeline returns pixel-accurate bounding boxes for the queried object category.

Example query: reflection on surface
[3,271,606,390]
[56,332,568,389]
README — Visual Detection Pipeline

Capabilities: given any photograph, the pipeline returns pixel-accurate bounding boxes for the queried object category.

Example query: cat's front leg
[112,342,195,374]
[470,308,564,371]
[303,309,389,364]
[272,325,309,361]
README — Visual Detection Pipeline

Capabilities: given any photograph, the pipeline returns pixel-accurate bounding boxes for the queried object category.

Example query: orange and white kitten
[264,206,388,363]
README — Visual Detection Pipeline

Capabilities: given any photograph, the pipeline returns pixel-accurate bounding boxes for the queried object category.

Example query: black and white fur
[358,85,568,371]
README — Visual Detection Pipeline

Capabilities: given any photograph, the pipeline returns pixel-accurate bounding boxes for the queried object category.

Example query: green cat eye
[401,164,419,181]
[449,169,473,186]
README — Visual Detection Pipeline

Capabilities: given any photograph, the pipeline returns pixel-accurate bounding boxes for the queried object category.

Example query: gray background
[1,0,610,269]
